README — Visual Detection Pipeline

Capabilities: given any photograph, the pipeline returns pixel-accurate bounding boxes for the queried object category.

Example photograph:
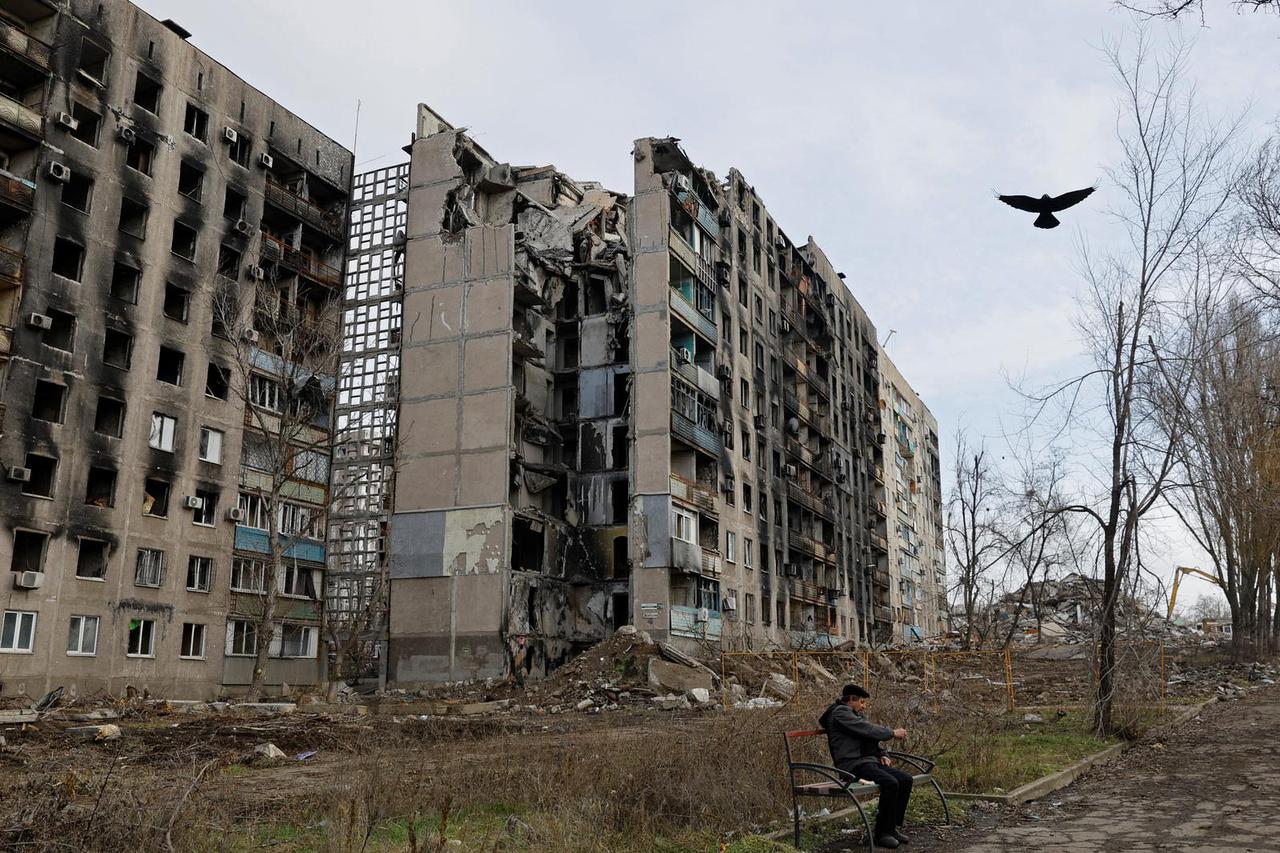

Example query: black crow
[997,187,1095,229]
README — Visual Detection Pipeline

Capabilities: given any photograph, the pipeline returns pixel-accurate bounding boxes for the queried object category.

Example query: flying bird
[997,187,1096,229]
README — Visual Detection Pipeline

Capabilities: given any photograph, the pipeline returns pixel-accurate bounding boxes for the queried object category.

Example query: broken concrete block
[802,660,837,683]
[614,625,638,636]
[253,742,287,760]
[651,693,691,711]
[765,672,796,700]
[1023,713,1045,724]
[67,709,120,722]
[687,687,711,705]
[575,699,595,711]
[454,699,512,716]
[68,724,121,741]
[648,659,713,694]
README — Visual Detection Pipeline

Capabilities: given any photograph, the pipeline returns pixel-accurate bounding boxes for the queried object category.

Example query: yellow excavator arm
[1167,565,1223,619]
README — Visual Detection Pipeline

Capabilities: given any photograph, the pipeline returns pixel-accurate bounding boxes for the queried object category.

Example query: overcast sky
[141,1,1280,606]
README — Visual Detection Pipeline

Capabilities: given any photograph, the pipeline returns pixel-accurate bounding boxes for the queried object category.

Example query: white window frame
[744,538,754,569]
[231,557,267,593]
[725,531,736,563]
[186,555,213,592]
[180,623,206,659]
[237,493,269,530]
[226,618,257,656]
[148,412,177,452]
[198,427,223,464]
[279,624,317,659]
[671,507,696,544]
[134,548,165,588]
[67,614,100,656]
[126,618,155,658]
[278,502,314,538]
[249,373,281,412]
[192,489,217,527]
[1,610,37,653]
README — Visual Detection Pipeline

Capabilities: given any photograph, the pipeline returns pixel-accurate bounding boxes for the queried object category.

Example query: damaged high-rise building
[0,0,351,697]
[385,109,948,683]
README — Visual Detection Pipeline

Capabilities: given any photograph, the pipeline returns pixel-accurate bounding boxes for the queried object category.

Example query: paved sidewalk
[923,687,1280,852]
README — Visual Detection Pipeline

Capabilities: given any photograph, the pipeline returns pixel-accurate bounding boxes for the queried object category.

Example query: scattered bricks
[68,724,121,741]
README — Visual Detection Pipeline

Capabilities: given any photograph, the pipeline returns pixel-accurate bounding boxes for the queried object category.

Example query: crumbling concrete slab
[68,724,121,741]
[0,711,38,724]
[648,659,713,694]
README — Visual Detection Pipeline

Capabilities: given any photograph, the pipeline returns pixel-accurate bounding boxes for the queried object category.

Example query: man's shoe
[874,835,901,849]
[893,829,911,844]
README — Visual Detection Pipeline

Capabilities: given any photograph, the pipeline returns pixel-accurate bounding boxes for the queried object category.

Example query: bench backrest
[782,728,826,768]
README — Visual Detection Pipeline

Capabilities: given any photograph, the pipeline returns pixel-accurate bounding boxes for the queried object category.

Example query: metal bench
[783,728,951,850]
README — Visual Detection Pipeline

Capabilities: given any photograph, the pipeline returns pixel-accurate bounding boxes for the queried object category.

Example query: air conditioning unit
[723,596,737,612]
[697,607,710,622]
[234,219,254,236]
[245,264,264,280]
[116,125,136,144]
[675,348,692,364]
[673,173,692,193]
[721,478,736,494]
[227,506,245,522]
[55,111,79,131]
[14,571,44,590]
[774,235,787,250]
[46,161,71,183]
[222,126,239,144]
[785,563,800,577]
[7,466,32,482]
[242,329,260,345]
[27,313,52,330]
[183,495,205,510]
[258,152,274,169]
[784,464,797,477]
[716,364,732,379]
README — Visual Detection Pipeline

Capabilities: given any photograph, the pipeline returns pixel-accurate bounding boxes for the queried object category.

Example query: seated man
[818,683,912,849]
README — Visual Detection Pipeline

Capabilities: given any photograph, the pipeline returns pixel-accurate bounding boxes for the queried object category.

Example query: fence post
[1159,640,1166,706]
[720,652,727,707]
[792,652,799,694]
[862,650,870,689]
[1004,648,1015,711]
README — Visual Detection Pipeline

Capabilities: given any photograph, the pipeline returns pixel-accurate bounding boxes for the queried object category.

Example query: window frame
[1,610,37,654]
[126,617,156,658]
[67,614,100,656]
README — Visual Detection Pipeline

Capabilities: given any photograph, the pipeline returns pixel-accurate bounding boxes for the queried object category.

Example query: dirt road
[913,686,1280,852]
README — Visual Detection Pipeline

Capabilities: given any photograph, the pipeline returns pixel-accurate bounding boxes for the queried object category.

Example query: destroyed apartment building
[384,107,947,684]
[0,0,351,698]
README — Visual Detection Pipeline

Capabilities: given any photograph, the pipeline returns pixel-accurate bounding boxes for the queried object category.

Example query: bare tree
[1116,0,1279,22]
[945,432,1006,648]
[213,266,342,700]
[1163,294,1280,659]
[1033,36,1240,735]
[1189,592,1231,621]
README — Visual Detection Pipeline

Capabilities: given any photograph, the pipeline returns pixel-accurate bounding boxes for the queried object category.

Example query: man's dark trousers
[843,762,913,835]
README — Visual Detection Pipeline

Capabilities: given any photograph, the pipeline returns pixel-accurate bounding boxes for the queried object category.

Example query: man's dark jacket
[819,701,894,769]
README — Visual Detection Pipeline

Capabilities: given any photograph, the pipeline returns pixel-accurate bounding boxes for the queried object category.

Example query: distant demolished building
[384,105,945,684]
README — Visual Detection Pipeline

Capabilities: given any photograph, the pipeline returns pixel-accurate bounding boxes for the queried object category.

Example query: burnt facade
[0,0,350,698]
[386,121,946,684]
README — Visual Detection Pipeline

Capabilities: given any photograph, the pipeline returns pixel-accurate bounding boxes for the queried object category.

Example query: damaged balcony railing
[786,481,834,521]
[868,531,888,552]
[0,91,42,138]
[0,244,24,289]
[789,578,829,605]
[788,529,835,563]
[669,288,717,343]
[670,473,717,515]
[0,172,34,213]
[0,19,52,71]
[260,232,342,287]
[265,177,346,242]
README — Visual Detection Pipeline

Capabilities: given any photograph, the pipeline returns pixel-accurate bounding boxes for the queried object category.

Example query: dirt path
[911,686,1280,852]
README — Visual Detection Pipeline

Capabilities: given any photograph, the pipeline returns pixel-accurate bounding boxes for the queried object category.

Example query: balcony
[869,531,888,552]
[0,19,51,77]
[670,473,717,515]
[265,177,346,242]
[669,229,716,291]
[260,232,342,287]
[873,498,888,517]
[788,529,835,563]
[0,323,11,355]
[0,91,41,140]
[872,464,885,485]
[701,548,722,578]
[789,578,829,605]
[872,567,891,588]
[669,289,717,344]
[0,172,34,216]
[787,481,833,521]
[671,410,722,458]
[874,605,893,623]
[234,525,326,563]
[670,348,719,400]
[0,244,23,289]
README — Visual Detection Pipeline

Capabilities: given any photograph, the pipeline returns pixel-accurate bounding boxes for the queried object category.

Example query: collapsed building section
[388,106,631,682]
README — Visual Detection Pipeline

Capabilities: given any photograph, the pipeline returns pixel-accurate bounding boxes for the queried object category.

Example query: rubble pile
[1165,658,1278,701]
